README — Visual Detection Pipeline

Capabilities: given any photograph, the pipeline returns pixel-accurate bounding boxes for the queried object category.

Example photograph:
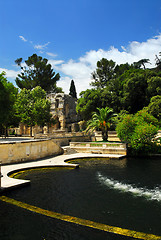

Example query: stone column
[59,116,66,130]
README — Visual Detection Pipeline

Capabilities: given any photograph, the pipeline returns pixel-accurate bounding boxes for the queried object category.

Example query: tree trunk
[102,130,108,141]
[5,126,8,138]
[30,126,32,137]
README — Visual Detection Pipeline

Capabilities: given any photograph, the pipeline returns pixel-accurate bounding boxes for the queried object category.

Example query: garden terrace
[69,142,127,155]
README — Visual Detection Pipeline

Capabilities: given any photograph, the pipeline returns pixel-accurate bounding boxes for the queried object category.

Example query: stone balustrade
[70,142,127,155]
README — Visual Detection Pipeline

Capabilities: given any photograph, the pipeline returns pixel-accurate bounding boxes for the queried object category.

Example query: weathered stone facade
[47,93,81,132]
[13,93,81,136]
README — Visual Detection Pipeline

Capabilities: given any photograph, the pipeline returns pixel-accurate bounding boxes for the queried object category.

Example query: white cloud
[19,35,27,42]
[0,68,20,78]
[48,59,64,67]
[57,34,161,95]
[57,76,71,94]
[46,52,57,57]
[34,42,50,50]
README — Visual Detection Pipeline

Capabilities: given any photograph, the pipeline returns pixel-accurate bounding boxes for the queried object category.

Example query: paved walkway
[1,153,125,190]
[0,137,34,143]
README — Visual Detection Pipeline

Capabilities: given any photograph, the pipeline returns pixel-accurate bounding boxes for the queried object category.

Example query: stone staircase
[62,146,78,155]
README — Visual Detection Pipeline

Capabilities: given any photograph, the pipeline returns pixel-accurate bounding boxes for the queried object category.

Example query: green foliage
[69,80,77,98]
[146,95,161,120]
[135,109,158,126]
[0,72,18,134]
[77,55,161,119]
[147,76,161,97]
[91,58,116,88]
[130,123,158,155]
[15,86,52,136]
[15,54,60,93]
[116,110,159,155]
[86,107,116,141]
[76,89,103,120]
[120,69,148,113]
[116,114,137,143]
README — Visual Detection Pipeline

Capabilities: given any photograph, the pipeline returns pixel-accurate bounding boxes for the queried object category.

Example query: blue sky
[1,0,161,95]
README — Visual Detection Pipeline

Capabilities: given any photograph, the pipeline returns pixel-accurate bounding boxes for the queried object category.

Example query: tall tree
[91,58,116,89]
[15,54,60,93]
[0,72,18,136]
[76,88,111,120]
[119,69,148,113]
[15,86,52,136]
[69,79,77,98]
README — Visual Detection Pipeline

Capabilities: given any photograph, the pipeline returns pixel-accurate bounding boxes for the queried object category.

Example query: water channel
[0,157,161,239]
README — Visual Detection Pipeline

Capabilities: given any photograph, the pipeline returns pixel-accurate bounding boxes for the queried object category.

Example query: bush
[130,123,158,155]
[116,110,159,156]
[116,114,137,143]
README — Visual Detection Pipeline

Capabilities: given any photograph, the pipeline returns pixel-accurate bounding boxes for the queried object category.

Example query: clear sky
[1,0,161,95]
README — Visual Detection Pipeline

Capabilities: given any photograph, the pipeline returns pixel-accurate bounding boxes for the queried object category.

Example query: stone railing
[70,142,127,155]
[34,132,91,146]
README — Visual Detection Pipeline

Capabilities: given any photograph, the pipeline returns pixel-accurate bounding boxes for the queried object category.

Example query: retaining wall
[0,139,63,164]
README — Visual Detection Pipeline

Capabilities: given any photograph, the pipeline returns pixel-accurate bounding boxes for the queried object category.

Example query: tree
[15,86,52,136]
[76,88,112,120]
[15,54,60,93]
[155,52,161,70]
[147,76,161,98]
[86,107,116,141]
[0,72,18,136]
[120,69,148,113]
[69,80,77,98]
[91,58,116,88]
[146,95,161,120]
[133,59,151,69]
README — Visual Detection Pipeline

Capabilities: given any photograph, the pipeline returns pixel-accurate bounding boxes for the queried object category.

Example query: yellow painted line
[0,196,160,240]
[9,167,75,179]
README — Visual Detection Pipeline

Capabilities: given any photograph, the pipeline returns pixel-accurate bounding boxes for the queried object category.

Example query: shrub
[130,123,158,155]
[116,110,159,156]
[116,114,137,143]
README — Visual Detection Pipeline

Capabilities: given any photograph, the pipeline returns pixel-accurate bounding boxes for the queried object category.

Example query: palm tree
[86,107,116,141]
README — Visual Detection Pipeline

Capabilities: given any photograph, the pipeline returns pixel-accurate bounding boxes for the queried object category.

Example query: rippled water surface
[1,157,161,239]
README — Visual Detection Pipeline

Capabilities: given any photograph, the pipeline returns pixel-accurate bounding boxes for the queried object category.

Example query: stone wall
[0,139,63,165]
[34,132,91,146]
[47,93,81,131]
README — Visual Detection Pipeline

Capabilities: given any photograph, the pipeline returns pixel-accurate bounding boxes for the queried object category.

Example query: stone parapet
[0,139,63,165]
[34,132,91,146]
[94,131,121,142]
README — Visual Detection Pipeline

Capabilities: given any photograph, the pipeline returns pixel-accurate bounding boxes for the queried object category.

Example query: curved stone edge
[0,153,125,192]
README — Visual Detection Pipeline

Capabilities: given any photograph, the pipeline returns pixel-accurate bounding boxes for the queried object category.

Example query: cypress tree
[69,80,77,99]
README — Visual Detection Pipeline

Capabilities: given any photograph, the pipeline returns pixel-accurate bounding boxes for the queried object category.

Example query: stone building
[47,93,81,132]
[13,93,81,136]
